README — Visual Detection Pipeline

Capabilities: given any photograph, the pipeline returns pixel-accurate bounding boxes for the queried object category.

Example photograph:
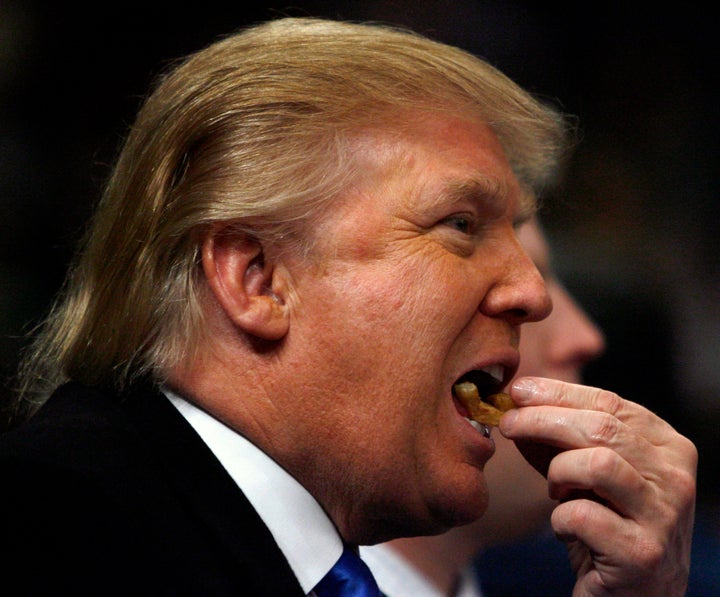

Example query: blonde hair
[16,17,570,413]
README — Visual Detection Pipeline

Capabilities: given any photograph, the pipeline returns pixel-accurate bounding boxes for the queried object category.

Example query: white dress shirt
[164,389,343,595]
[362,543,484,597]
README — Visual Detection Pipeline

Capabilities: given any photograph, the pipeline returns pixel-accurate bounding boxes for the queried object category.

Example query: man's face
[280,113,551,542]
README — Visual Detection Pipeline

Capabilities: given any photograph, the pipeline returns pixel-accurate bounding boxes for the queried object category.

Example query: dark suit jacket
[0,381,306,596]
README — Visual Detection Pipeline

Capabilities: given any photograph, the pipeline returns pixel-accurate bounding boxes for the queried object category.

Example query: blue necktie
[314,545,382,597]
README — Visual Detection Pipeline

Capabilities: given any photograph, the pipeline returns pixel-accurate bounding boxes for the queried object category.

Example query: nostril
[505,307,530,325]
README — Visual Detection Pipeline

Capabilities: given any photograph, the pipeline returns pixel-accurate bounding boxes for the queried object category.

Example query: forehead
[349,111,536,216]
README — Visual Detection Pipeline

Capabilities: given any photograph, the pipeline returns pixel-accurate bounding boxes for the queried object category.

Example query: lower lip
[453,395,493,439]
[460,414,496,462]
[467,418,492,439]
[453,394,496,458]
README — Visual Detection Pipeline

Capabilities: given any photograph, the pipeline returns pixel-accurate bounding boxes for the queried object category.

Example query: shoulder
[0,382,174,500]
[0,381,306,595]
[0,381,238,593]
[0,379,209,513]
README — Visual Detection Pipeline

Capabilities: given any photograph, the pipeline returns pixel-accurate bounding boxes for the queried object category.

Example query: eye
[442,215,474,234]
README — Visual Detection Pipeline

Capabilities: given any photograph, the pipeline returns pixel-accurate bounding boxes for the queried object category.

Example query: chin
[429,477,490,533]
[364,486,488,543]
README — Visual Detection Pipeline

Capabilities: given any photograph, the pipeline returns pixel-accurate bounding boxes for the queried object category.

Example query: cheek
[300,259,468,422]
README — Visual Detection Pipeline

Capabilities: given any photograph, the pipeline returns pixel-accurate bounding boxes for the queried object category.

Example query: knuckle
[632,535,666,571]
[593,388,623,415]
[561,498,592,529]
[586,446,619,481]
[666,466,697,507]
[587,412,620,445]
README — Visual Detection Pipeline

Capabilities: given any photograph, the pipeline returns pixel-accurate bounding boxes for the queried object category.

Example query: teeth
[467,418,492,438]
[480,364,504,383]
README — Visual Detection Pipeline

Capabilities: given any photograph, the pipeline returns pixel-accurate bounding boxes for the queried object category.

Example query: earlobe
[201,228,290,341]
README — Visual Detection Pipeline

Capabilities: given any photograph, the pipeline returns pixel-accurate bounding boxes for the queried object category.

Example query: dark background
[2,2,718,512]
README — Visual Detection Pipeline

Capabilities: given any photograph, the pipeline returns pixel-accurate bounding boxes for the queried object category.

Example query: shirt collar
[361,543,484,597]
[164,388,343,593]
[362,543,445,597]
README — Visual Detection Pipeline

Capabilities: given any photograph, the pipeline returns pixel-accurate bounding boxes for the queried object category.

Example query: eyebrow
[439,176,538,224]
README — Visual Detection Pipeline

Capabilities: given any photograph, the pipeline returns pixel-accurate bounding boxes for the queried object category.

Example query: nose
[479,234,553,326]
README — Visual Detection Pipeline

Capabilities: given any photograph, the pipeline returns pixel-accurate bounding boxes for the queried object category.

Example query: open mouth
[452,365,509,438]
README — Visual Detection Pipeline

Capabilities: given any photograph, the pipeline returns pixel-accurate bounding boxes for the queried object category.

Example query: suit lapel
[122,381,306,596]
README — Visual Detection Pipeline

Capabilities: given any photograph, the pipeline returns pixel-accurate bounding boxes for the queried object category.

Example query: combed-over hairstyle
[17,17,570,412]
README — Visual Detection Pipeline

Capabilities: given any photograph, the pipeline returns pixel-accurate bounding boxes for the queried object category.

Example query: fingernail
[512,378,538,400]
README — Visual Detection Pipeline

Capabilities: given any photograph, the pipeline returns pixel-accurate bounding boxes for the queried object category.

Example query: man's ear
[201,227,290,341]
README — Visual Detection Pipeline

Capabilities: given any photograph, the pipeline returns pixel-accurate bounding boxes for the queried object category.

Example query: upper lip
[454,351,519,393]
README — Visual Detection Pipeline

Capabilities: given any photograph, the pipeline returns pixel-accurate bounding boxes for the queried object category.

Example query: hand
[499,377,697,596]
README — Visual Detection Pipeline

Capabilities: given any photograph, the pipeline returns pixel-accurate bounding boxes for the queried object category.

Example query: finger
[503,402,697,485]
[550,499,659,589]
[503,405,659,475]
[551,498,629,557]
[510,377,676,445]
[547,446,652,520]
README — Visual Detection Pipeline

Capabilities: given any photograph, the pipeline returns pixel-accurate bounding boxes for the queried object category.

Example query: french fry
[453,382,513,427]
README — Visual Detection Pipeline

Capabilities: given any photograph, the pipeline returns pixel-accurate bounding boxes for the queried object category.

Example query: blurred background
[1,0,717,527]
